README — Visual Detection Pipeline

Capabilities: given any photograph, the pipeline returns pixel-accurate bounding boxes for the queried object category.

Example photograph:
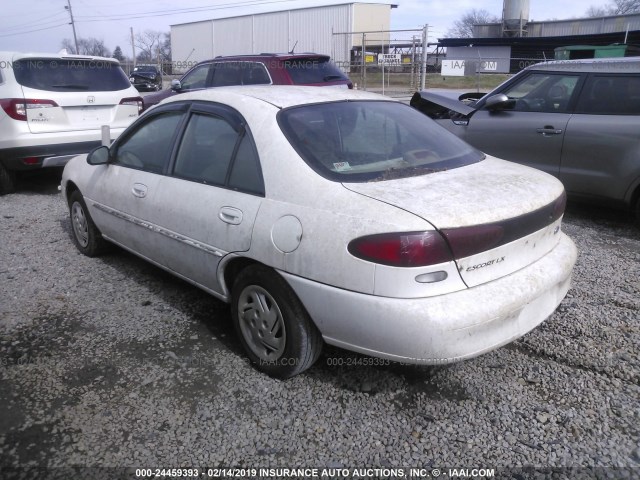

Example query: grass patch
[354,72,512,92]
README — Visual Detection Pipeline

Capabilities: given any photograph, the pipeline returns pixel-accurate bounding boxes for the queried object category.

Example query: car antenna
[289,41,298,54]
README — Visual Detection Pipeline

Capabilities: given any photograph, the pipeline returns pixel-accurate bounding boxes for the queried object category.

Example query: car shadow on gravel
[564,202,639,236]
[55,215,472,399]
[11,168,63,196]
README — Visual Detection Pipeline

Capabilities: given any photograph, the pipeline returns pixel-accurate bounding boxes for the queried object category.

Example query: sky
[0,0,612,55]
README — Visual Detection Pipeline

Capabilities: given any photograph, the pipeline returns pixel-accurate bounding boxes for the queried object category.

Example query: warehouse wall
[352,3,391,47]
[170,3,382,72]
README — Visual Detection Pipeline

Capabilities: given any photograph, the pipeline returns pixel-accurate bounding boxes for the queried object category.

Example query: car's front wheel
[0,163,16,195]
[68,190,108,256]
[231,265,322,378]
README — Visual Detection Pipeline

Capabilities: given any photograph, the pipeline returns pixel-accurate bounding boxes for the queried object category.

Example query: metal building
[171,2,394,72]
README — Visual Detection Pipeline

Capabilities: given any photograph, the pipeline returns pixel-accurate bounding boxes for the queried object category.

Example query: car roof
[527,56,640,73]
[0,51,120,63]
[193,53,331,65]
[162,85,391,109]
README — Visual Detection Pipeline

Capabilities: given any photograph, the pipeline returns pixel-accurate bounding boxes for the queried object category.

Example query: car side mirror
[87,145,110,165]
[484,94,515,111]
[171,79,182,91]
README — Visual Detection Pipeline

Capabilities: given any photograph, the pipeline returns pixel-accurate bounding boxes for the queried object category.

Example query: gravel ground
[0,172,639,479]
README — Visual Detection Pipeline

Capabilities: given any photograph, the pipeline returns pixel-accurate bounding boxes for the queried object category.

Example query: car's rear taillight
[348,231,453,267]
[0,98,58,121]
[22,157,42,165]
[349,193,567,267]
[120,96,144,114]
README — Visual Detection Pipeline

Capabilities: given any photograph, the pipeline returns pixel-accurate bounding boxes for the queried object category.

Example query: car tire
[68,190,109,257]
[231,265,323,379]
[0,163,16,195]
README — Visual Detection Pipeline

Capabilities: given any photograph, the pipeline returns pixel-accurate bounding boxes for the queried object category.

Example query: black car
[129,65,162,91]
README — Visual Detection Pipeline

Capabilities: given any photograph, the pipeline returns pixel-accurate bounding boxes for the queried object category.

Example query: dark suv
[142,53,352,111]
[129,65,163,92]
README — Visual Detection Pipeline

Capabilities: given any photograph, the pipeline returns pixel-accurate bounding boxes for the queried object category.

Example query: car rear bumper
[0,129,125,171]
[282,232,577,365]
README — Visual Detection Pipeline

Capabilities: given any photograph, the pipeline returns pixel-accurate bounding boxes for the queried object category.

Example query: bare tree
[61,37,111,57]
[448,9,500,38]
[586,0,640,16]
[130,30,169,64]
[586,6,609,16]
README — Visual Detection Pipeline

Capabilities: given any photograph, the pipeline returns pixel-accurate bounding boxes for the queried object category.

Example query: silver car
[61,86,577,378]
[411,57,640,223]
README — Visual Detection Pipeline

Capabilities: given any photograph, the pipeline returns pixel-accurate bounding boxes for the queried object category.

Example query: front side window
[279,101,483,182]
[501,72,581,113]
[114,112,183,173]
[13,58,130,92]
[575,74,640,114]
[180,64,211,90]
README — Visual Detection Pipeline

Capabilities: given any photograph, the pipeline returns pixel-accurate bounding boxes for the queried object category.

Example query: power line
[0,23,69,38]
[2,12,66,33]
[74,0,303,21]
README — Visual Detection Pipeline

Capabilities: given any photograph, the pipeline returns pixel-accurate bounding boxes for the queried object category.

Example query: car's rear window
[13,58,131,92]
[283,58,349,84]
[279,101,484,182]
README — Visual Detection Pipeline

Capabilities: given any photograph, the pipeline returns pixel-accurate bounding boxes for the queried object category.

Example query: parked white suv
[0,51,143,194]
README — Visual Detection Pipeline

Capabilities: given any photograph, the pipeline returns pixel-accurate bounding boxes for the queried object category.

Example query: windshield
[13,58,131,92]
[133,66,157,73]
[278,101,484,182]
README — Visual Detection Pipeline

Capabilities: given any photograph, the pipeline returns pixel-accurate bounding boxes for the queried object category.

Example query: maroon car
[143,53,352,111]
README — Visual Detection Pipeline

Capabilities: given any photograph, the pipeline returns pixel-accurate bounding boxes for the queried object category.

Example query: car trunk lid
[20,87,139,134]
[343,157,567,287]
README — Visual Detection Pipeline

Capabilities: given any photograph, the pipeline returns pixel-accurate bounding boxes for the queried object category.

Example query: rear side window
[575,74,640,114]
[283,58,349,84]
[279,101,483,182]
[174,113,238,185]
[173,111,265,195]
[12,58,131,92]
[241,63,271,85]
[212,63,243,87]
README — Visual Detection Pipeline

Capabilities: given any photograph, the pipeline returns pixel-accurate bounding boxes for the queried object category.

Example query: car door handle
[536,126,563,136]
[219,207,243,225]
[132,183,148,198]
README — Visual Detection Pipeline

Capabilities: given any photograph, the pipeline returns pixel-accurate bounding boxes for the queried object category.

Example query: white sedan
[61,86,577,378]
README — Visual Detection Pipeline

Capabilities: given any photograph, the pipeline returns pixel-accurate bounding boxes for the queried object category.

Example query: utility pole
[131,27,136,68]
[65,0,79,54]
[420,24,428,90]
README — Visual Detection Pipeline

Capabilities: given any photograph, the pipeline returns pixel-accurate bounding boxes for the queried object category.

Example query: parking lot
[0,171,638,475]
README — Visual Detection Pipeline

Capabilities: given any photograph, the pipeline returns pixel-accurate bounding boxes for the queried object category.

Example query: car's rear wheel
[231,265,322,379]
[69,190,108,256]
[0,163,16,195]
